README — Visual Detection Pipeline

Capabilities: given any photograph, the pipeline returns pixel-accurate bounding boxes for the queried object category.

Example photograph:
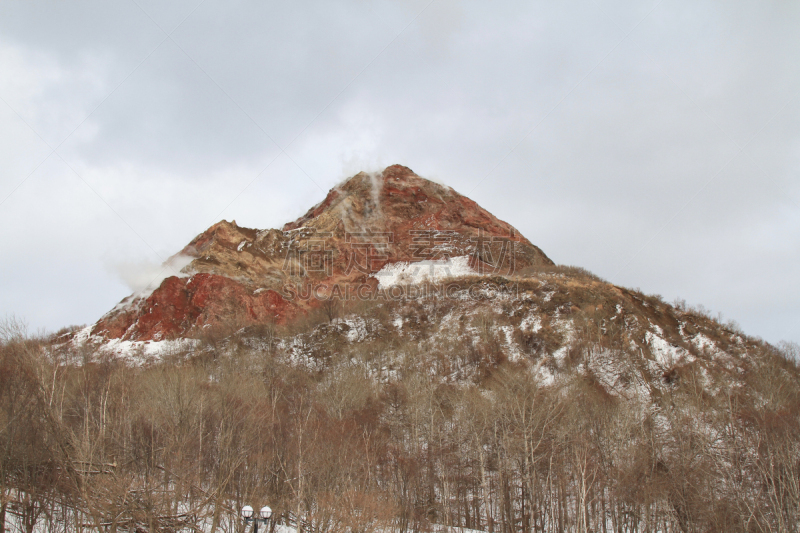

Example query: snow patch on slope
[70,327,197,365]
[374,256,478,288]
[646,328,693,368]
[342,317,368,342]
[692,333,717,353]
[520,313,542,333]
[646,331,680,366]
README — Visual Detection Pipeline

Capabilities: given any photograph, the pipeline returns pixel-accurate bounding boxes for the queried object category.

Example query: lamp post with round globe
[241,505,272,533]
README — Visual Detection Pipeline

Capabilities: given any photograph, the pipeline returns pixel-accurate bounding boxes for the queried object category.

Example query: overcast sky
[1,0,798,344]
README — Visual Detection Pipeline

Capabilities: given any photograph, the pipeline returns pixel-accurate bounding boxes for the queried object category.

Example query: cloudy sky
[0,0,798,344]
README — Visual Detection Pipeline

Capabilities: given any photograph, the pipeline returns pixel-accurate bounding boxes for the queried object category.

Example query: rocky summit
[90,165,552,342]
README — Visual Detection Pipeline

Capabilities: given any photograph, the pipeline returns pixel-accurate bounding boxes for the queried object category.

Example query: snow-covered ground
[374,256,478,288]
[66,326,197,365]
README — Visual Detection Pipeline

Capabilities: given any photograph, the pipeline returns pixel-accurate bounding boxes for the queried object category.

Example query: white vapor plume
[112,254,194,298]
[367,171,384,218]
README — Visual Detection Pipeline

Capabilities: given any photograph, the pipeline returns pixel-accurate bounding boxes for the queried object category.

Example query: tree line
[1,312,799,533]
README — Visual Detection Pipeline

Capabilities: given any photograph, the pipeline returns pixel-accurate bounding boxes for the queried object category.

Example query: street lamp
[241,505,272,533]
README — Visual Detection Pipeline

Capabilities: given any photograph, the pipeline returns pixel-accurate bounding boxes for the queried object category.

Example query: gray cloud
[0,0,798,343]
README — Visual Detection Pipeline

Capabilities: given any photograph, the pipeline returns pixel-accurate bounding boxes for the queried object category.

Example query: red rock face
[91,165,552,341]
[92,274,294,341]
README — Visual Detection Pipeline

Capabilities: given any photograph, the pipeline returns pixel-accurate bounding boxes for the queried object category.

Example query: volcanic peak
[89,165,553,342]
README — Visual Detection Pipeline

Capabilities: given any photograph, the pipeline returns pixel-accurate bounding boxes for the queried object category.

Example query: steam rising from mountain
[112,254,194,297]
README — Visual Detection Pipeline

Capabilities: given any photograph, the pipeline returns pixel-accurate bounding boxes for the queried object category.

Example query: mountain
[88,164,552,343]
[33,165,800,532]
[79,163,768,391]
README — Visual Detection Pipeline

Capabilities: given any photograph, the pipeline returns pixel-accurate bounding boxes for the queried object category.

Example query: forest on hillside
[2,299,800,533]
